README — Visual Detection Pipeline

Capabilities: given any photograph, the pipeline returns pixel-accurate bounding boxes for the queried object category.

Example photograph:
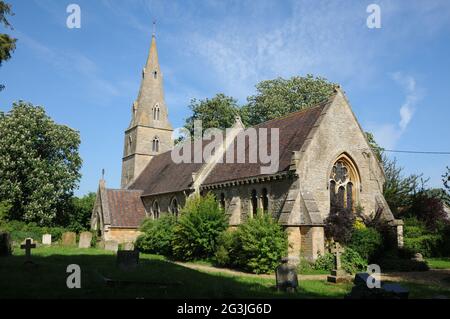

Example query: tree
[64,192,96,232]
[365,132,384,162]
[0,1,17,90]
[182,93,240,139]
[0,101,82,226]
[382,156,422,217]
[241,75,337,126]
[443,166,450,194]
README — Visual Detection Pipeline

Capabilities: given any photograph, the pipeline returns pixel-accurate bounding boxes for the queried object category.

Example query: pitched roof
[202,99,329,185]
[129,96,332,195]
[128,142,205,196]
[106,189,147,227]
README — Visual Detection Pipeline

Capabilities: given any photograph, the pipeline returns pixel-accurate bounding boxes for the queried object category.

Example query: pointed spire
[130,29,171,130]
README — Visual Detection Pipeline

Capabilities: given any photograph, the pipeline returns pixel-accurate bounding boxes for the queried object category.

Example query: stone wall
[104,228,142,244]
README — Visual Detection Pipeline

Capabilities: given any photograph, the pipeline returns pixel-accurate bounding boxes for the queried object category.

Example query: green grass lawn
[0,246,351,299]
[1,246,449,299]
[427,257,450,269]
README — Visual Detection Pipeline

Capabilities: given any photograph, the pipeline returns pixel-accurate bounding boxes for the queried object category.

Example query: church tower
[121,33,174,188]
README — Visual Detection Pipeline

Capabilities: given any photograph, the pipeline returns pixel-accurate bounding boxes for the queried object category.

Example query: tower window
[153,104,160,121]
[153,70,158,79]
[152,137,160,152]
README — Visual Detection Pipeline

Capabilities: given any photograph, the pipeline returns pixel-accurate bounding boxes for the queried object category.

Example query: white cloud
[370,72,423,149]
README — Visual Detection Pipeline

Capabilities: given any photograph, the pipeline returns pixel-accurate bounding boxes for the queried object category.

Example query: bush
[313,248,366,274]
[342,247,366,274]
[0,220,68,243]
[348,227,383,261]
[232,214,288,274]
[214,230,239,267]
[378,250,429,272]
[172,194,228,261]
[135,215,177,256]
[324,207,355,244]
[313,252,334,271]
[403,217,441,257]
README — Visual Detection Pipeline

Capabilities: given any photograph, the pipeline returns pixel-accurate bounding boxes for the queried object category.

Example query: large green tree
[0,1,16,91]
[183,93,240,138]
[65,192,96,232]
[0,102,82,226]
[382,156,422,217]
[241,75,338,126]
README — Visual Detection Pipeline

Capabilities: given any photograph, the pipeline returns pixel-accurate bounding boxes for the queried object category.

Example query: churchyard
[1,239,450,299]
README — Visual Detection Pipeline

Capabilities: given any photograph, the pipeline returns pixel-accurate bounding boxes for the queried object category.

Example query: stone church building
[91,34,403,260]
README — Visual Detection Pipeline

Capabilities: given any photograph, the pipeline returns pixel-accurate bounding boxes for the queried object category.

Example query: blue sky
[1,0,449,196]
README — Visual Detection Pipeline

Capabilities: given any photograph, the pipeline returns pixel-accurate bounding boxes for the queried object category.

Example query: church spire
[130,31,171,130]
[121,30,174,188]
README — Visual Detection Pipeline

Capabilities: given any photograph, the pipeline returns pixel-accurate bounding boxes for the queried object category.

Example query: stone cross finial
[152,19,157,37]
[20,238,36,263]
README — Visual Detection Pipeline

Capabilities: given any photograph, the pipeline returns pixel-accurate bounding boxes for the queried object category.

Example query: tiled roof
[203,101,328,185]
[129,97,331,195]
[106,189,147,227]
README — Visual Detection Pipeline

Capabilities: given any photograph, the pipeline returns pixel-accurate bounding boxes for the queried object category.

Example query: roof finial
[152,19,156,37]
[101,168,105,180]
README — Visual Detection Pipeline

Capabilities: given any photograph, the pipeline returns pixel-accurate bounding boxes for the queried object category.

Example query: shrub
[214,230,239,267]
[172,194,228,261]
[135,215,177,256]
[0,219,68,243]
[232,214,288,274]
[324,207,355,244]
[342,247,366,274]
[313,248,366,274]
[348,227,383,261]
[378,250,429,272]
[403,217,441,257]
[313,252,334,271]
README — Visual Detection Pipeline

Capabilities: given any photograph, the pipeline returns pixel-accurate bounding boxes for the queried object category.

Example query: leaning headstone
[117,250,139,270]
[0,232,12,257]
[42,234,52,245]
[276,257,298,292]
[78,232,92,249]
[104,240,119,252]
[123,242,134,251]
[61,232,77,246]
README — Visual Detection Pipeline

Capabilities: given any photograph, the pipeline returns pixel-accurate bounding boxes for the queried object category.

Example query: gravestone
[42,234,52,245]
[0,232,12,257]
[78,232,92,249]
[327,242,347,283]
[117,250,140,270]
[104,240,119,252]
[412,253,424,262]
[275,257,298,292]
[20,238,36,264]
[61,232,77,246]
[123,242,134,251]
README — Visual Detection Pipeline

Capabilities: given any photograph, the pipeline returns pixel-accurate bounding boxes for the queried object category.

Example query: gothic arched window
[152,201,160,219]
[251,189,258,217]
[219,193,226,211]
[170,197,179,218]
[261,188,269,213]
[152,137,159,153]
[329,155,360,211]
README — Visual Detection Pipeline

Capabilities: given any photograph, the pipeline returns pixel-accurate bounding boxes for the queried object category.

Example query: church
[91,33,403,261]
